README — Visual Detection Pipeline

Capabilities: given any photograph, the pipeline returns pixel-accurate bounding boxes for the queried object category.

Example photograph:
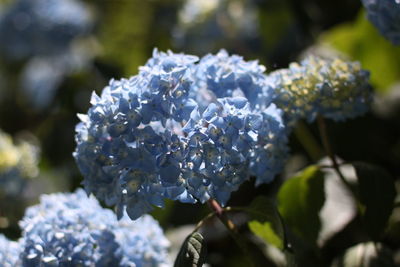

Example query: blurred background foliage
[321,10,400,93]
[0,0,399,266]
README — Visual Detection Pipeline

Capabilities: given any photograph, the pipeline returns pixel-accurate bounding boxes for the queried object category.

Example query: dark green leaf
[174,232,206,267]
[278,165,325,244]
[353,162,396,239]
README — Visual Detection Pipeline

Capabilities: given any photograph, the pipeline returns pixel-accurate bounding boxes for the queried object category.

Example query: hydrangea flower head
[0,234,21,267]
[0,0,92,60]
[19,189,171,267]
[74,50,200,220]
[74,49,289,219]
[0,130,39,196]
[362,0,400,45]
[270,56,372,124]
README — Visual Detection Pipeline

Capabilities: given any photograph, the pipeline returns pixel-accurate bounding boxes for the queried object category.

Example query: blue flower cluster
[269,56,372,124]
[362,0,400,45]
[16,189,171,267]
[74,49,289,220]
[0,0,92,60]
[0,234,21,267]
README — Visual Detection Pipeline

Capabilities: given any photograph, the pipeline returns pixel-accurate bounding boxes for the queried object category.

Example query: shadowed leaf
[174,232,206,267]
[353,162,396,240]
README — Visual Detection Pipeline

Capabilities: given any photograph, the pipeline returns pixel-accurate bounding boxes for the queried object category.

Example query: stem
[192,212,216,234]
[207,199,237,232]
[294,120,324,162]
[316,115,353,190]
[207,199,256,267]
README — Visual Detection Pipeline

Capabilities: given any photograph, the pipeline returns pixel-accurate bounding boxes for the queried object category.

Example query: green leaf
[174,232,206,267]
[353,162,396,240]
[247,196,281,222]
[248,221,283,249]
[278,165,325,244]
[244,196,285,250]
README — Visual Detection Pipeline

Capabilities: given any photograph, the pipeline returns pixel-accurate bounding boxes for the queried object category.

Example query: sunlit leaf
[248,220,283,250]
[278,165,325,244]
[243,196,285,250]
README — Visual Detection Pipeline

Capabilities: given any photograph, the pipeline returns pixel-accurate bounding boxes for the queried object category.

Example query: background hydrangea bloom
[0,129,39,197]
[362,0,400,45]
[19,189,171,267]
[115,215,171,267]
[0,234,21,267]
[269,56,372,124]
[173,0,261,55]
[0,0,94,110]
[74,49,289,220]
[0,0,92,60]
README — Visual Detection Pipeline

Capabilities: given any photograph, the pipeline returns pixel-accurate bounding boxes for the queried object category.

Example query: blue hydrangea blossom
[0,234,21,267]
[74,49,289,220]
[362,0,400,45]
[269,56,372,124]
[74,50,200,220]
[19,189,171,267]
[115,215,171,267]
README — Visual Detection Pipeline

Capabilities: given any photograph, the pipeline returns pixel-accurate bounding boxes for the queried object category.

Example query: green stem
[191,212,216,234]
[294,120,324,162]
[316,115,353,191]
